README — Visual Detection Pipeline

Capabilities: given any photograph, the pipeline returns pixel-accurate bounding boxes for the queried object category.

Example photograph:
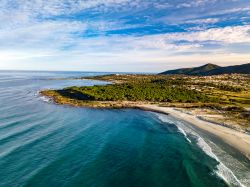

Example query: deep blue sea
[0,71,249,187]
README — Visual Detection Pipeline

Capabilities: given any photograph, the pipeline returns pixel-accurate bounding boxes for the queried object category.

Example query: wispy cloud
[0,0,250,72]
[184,18,219,24]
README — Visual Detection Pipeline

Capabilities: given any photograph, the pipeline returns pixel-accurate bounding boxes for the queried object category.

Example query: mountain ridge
[159,63,250,76]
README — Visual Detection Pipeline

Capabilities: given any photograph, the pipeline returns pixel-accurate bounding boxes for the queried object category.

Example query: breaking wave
[156,113,246,187]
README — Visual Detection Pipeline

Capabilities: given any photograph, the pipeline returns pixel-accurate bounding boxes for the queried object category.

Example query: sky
[0,0,250,72]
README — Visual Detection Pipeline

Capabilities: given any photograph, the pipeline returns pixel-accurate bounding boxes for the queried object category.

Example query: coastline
[40,90,250,159]
[138,104,250,160]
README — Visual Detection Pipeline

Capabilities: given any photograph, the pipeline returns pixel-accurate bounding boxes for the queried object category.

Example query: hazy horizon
[0,62,248,73]
[0,0,250,72]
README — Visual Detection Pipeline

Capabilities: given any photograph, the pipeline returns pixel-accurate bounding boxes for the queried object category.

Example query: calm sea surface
[0,71,249,187]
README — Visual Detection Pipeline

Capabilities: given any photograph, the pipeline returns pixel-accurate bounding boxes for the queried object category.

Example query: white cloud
[0,20,88,50]
[165,25,250,43]
[153,2,171,9]
[101,25,250,51]
[176,0,218,8]
[184,18,219,24]
[212,6,250,15]
[0,0,132,16]
[1,24,250,61]
[0,0,250,72]
[0,0,137,30]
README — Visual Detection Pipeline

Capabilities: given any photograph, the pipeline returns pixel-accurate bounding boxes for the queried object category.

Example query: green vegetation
[85,74,250,105]
[196,82,244,92]
[47,74,222,104]
[64,83,215,103]
[41,73,250,132]
[42,73,250,108]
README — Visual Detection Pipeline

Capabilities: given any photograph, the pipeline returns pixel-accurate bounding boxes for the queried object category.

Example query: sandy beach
[138,104,250,160]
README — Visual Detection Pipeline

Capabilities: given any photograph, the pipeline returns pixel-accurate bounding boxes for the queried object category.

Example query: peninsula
[41,73,250,159]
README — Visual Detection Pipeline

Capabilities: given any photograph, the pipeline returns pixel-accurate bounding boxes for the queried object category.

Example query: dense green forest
[61,81,217,103]
[42,74,250,108]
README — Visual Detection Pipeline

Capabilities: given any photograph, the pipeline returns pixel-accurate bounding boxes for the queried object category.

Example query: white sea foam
[177,126,192,143]
[196,136,245,187]
[35,91,52,103]
[39,95,51,103]
[158,114,191,143]
[157,115,174,125]
[156,113,246,187]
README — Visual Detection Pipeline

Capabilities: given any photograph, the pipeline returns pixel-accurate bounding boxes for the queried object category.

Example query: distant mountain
[159,63,250,76]
[205,63,250,75]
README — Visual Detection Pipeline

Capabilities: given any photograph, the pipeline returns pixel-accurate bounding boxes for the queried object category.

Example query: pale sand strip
[138,104,250,160]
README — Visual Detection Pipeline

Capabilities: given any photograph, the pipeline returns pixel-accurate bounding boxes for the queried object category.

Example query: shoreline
[40,91,250,159]
[137,104,250,160]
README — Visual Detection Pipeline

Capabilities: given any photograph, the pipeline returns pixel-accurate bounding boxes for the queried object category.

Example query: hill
[160,63,250,76]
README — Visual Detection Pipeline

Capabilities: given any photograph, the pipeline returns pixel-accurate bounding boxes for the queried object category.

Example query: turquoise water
[0,71,249,187]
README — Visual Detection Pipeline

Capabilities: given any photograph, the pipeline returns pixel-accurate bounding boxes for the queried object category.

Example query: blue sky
[0,0,250,72]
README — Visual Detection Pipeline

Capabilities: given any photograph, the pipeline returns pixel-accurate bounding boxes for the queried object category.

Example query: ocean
[0,71,249,187]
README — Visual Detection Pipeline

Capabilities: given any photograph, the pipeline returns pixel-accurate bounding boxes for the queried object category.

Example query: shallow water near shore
[0,71,249,187]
